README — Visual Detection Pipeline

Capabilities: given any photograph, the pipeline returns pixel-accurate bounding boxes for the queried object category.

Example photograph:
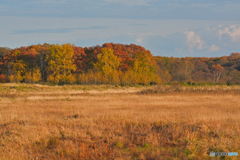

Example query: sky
[0,0,240,57]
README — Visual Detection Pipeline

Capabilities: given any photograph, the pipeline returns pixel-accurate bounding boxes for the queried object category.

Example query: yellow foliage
[94,48,121,84]
[32,68,41,83]
[47,75,56,83]
[46,44,76,84]
[24,68,41,83]
[9,75,15,83]
[64,74,76,84]
[9,71,24,83]
[24,72,32,83]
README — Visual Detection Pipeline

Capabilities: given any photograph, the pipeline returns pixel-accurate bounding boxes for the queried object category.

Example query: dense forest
[0,43,240,85]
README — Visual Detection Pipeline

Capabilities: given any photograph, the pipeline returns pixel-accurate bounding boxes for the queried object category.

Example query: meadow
[0,83,240,160]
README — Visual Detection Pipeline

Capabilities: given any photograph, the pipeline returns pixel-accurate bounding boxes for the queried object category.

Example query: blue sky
[0,0,240,57]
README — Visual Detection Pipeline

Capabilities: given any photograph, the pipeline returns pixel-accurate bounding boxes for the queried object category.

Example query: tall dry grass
[0,84,240,159]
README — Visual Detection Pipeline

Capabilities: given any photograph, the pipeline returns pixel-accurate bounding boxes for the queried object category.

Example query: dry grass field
[0,84,240,160]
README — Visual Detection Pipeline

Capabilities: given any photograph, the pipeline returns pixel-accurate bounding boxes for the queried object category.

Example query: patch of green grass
[116,141,124,148]
[143,143,151,148]
[182,148,192,157]
[0,83,151,94]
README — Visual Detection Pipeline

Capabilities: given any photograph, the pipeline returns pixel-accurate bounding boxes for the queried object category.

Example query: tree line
[0,43,159,85]
[155,52,240,85]
[0,43,240,85]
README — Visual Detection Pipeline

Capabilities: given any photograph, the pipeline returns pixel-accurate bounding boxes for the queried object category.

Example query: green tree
[46,44,76,84]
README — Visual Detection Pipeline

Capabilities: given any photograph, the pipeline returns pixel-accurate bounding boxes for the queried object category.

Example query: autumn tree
[72,46,86,73]
[211,64,224,83]
[102,43,134,71]
[0,74,6,83]
[170,58,194,82]
[0,57,5,75]
[83,45,101,72]
[46,44,76,84]
[4,49,20,79]
[158,69,171,83]
[24,68,41,83]
[94,48,121,84]
[8,60,26,83]
[19,47,39,69]
[0,47,11,76]
[194,59,209,72]
[218,56,229,66]
[192,70,213,82]
[229,69,240,84]
[130,51,161,84]
[229,52,240,60]
[0,47,12,57]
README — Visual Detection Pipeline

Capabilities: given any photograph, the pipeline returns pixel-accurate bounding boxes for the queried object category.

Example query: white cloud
[209,44,220,51]
[185,31,205,52]
[104,0,154,6]
[136,37,142,43]
[219,25,240,42]
[228,26,240,42]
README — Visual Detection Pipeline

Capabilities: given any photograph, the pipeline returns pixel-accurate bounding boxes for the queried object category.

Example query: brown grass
[0,84,240,159]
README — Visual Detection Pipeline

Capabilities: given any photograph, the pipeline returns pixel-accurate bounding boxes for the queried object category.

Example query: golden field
[0,84,240,160]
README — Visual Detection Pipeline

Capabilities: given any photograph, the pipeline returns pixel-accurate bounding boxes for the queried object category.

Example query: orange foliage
[72,46,86,73]
[0,74,6,83]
